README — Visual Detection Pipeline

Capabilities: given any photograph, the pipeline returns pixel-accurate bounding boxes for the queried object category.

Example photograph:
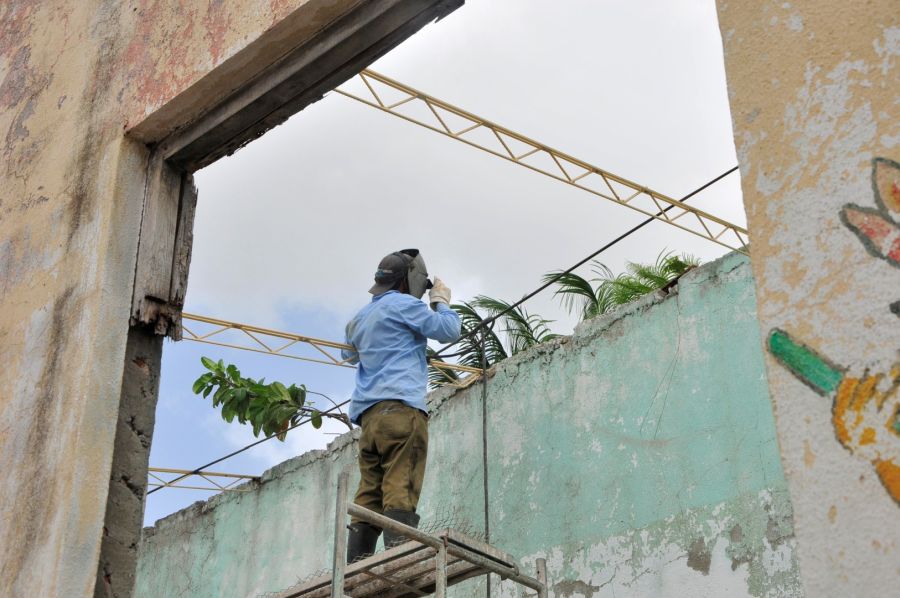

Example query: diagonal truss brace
[334,70,749,254]
[182,313,484,389]
[147,467,259,493]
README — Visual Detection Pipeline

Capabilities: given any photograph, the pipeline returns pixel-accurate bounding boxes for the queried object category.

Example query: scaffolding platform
[276,529,528,598]
[275,471,548,598]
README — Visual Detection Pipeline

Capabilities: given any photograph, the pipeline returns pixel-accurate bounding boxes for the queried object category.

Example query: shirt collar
[372,290,401,302]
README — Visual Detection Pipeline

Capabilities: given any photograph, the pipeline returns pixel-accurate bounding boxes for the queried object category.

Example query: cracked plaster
[136,254,801,597]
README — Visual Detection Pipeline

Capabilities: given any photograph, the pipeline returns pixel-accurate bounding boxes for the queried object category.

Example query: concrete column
[94,328,163,598]
[716,2,900,594]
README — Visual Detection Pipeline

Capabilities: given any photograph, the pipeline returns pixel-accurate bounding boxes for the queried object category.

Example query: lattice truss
[334,70,749,254]
[147,467,258,492]
[181,313,484,389]
[154,70,747,493]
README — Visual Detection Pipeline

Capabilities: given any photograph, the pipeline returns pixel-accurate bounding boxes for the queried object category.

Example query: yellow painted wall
[0,2,373,595]
[717,1,899,594]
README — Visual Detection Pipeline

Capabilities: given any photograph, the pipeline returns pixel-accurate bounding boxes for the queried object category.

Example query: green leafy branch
[192,357,350,441]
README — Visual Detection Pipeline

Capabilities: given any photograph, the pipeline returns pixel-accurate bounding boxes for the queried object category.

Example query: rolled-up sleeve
[399,301,461,343]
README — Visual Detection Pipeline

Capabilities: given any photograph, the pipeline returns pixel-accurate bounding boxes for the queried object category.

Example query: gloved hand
[429,277,451,309]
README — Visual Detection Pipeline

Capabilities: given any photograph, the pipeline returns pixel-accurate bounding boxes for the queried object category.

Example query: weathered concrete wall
[715,2,899,595]
[0,1,443,595]
[136,254,801,597]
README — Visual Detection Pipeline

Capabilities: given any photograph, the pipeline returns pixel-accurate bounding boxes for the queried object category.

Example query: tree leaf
[276,419,290,441]
[222,403,235,423]
[192,376,207,394]
[272,381,291,402]
[193,359,312,440]
[311,411,323,429]
[213,385,228,406]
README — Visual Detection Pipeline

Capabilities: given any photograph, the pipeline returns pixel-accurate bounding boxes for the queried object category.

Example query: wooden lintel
[158,0,463,171]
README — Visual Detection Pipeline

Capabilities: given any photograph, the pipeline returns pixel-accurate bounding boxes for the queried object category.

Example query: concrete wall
[715,2,899,595]
[136,254,802,597]
[0,2,441,595]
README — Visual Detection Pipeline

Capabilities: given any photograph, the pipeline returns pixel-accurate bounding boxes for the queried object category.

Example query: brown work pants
[352,400,428,524]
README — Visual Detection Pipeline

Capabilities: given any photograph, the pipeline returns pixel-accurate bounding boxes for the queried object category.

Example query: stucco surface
[136,254,801,597]
[0,1,391,595]
[716,2,900,595]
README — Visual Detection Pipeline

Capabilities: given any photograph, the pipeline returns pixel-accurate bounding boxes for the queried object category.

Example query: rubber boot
[382,509,421,549]
[346,522,381,564]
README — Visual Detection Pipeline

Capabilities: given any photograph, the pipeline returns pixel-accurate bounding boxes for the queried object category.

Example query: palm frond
[609,276,655,304]
[627,262,671,289]
[548,253,701,323]
[452,302,507,368]
[590,282,618,318]
[429,251,699,388]
[543,270,597,320]
[471,295,558,355]
[659,253,699,279]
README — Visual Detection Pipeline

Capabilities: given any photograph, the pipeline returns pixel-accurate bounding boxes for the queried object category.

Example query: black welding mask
[369,248,433,299]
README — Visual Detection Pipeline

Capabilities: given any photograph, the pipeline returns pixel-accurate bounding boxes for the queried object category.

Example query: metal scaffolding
[267,471,548,598]
[335,69,749,255]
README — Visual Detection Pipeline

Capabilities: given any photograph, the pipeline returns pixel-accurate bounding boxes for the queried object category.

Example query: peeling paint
[135,255,801,598]
[0,1,406,595]
[717,2,899,594]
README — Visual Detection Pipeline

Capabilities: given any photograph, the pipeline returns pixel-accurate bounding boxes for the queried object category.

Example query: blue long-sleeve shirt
[342,291,461,424]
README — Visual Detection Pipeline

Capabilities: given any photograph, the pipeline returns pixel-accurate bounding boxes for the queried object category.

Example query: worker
[341,249,461,563]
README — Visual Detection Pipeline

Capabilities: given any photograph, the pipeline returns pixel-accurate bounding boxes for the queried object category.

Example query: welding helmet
[369,249,433,299]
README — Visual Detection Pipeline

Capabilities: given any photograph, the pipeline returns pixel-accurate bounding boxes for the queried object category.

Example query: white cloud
[187,0,742,333]
[151,0,745,522]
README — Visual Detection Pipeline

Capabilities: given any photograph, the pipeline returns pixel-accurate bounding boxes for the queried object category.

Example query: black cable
[147,391,348,495]
[152,167,738,505]
[430,165,739,361]
[433,317,497,361]
[480,325,492,598]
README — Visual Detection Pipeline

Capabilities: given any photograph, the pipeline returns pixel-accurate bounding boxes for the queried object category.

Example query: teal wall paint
[136,253,802,597]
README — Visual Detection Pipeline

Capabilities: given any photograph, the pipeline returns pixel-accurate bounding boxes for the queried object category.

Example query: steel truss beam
[147,467,258,493]
[181,313,484,389]
[335,70,748,254]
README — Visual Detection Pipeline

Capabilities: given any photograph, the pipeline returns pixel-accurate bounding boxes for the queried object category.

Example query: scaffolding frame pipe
[346,504,547,595]
[331,470,350,598]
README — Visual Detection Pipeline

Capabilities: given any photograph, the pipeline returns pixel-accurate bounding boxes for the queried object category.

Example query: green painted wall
[135,253,802,597]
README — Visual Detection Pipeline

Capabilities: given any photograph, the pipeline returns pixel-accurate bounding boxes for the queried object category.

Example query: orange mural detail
[766,157,900,506]
[875,460,900,503]
[769,329,900,506]
[831,367,900,503]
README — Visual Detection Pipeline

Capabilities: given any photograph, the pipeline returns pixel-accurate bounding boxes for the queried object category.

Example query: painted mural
[768,330,900,504]
[840,158,900,269]
[768,157,900,505]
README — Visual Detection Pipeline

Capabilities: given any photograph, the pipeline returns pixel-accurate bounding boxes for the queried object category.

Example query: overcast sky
[145,0,744,525]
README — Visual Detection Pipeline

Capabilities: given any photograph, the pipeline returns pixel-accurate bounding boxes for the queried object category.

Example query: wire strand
[480,326,491,598]
[147,392,348,495]
[152,167,738,500]
[430,165,739,361]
